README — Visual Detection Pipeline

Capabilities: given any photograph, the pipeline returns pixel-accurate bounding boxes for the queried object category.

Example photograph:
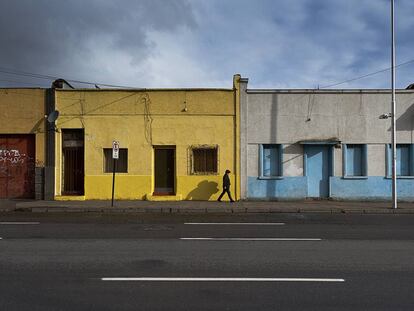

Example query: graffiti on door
[0,135,36,198]
[0,149,27,164]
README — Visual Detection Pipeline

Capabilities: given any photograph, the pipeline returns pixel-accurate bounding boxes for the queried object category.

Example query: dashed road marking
[180,238,321,241]
[0,222,40,225]
[101,277,344,282]
[184,223,285,225]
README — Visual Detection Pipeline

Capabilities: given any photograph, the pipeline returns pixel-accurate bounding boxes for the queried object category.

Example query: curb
[2,206,414,214]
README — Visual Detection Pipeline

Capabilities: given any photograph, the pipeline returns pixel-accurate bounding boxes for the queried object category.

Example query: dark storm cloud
[0,0,196,86]
[0,0,413,89]
[193,0,413,89]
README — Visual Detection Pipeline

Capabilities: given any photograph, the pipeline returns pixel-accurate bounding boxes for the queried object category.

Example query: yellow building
[53,79,240,201]
[0,88,46,199]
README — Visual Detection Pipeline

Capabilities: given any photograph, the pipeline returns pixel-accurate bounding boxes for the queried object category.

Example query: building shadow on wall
[391,102,414,132]
[266,93,278,199]
[30,118,45,134]
[186,181,219,200]
[283,144,302,164]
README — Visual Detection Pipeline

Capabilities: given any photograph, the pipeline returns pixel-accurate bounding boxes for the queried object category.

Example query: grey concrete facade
[239,77,414,200]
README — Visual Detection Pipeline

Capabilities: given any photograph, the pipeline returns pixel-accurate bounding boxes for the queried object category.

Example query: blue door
[305,145,332,198]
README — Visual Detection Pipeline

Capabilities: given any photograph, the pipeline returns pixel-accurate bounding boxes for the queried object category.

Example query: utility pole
[391,0,397,209]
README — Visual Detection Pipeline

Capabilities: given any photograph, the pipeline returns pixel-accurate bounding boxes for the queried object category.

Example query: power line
[0,78,45,87]
[1,58,414,90]
[319,58,414,89]
[0,66,137,89]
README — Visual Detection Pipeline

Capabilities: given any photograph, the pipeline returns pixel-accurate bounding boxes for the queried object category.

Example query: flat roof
[55,88,233,92]
[246,88,414,94]
[0,87,45,90]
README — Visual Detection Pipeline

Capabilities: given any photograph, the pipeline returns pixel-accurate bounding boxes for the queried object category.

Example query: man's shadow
[186,180,219,200]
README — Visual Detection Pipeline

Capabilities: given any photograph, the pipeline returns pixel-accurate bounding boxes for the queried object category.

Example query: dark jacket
[223,173,231,189]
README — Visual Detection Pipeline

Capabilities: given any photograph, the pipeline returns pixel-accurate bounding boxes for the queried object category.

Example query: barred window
[192,147,218,174]
[103,148,128,173]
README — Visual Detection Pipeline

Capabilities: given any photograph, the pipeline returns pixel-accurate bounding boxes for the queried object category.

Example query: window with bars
[103,148,128,173]
[192,147,218,174]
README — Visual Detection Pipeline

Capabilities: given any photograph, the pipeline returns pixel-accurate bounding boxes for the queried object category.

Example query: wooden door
[154,148,175,195]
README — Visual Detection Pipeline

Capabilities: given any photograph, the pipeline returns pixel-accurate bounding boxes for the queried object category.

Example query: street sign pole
[111,158,116,207]
[111,141,119,207]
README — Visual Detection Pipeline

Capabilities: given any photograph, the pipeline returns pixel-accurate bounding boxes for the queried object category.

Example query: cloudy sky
[0,0,413,89]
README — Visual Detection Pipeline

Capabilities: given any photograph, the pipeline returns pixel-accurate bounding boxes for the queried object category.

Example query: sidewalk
[1,199,414,214]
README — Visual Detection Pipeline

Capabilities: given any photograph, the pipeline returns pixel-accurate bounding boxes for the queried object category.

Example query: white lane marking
[180,238,322,241]
[0,237,2,240]
[185,223,285,225]
[102,277,344,282]
[0,222,40,225]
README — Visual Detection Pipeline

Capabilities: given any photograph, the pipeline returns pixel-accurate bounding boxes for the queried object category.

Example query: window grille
[191,146,218,174]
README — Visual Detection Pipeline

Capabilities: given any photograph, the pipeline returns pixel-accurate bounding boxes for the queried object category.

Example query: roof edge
[246,88,414,94]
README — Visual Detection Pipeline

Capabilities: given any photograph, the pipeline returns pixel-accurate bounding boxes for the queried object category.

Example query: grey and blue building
[239,77,414,201]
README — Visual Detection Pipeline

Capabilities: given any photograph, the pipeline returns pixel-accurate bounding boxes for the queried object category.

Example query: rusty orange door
[0,134,35,199]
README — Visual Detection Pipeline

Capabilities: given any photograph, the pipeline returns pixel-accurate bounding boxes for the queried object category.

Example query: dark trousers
[218,188,234,202]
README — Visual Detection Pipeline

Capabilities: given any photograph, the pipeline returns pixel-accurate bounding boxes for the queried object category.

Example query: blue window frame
[387,144,414,177]
[259,144,283,177]
[343,144,367,177]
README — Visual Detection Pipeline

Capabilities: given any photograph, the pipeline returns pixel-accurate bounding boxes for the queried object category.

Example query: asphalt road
[0,212,413,310]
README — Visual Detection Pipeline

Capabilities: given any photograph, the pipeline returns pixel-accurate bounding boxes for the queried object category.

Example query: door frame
[153,145,176,195]
[61,129,85,195]
[303,143,335,198]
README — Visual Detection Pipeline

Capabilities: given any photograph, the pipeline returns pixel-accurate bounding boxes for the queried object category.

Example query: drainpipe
[44,88,56,200]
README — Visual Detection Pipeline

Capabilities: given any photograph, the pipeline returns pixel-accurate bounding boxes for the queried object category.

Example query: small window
[388,144,414,176]
[260,144,282,177]
[387,144,414,177]
[343,144,367,176]
[192,147,218,174]
[397,144,411,176]
[103,148,128,173]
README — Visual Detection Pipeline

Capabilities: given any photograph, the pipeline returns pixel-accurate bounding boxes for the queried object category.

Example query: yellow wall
[0,89,46,166]
[55,89,237,200]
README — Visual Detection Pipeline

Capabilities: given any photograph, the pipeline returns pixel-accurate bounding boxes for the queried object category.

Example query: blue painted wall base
[330,177,414,201]
[247,176,414,201]
[247,177,307,199]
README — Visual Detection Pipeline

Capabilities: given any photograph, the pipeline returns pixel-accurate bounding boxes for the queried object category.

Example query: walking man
[217,169,234,202]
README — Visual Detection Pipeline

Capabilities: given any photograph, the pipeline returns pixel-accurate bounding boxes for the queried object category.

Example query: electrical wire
[0,78,45,87]
[1,57,414,90]
[319,58,414,89]
[0,66,137,89]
